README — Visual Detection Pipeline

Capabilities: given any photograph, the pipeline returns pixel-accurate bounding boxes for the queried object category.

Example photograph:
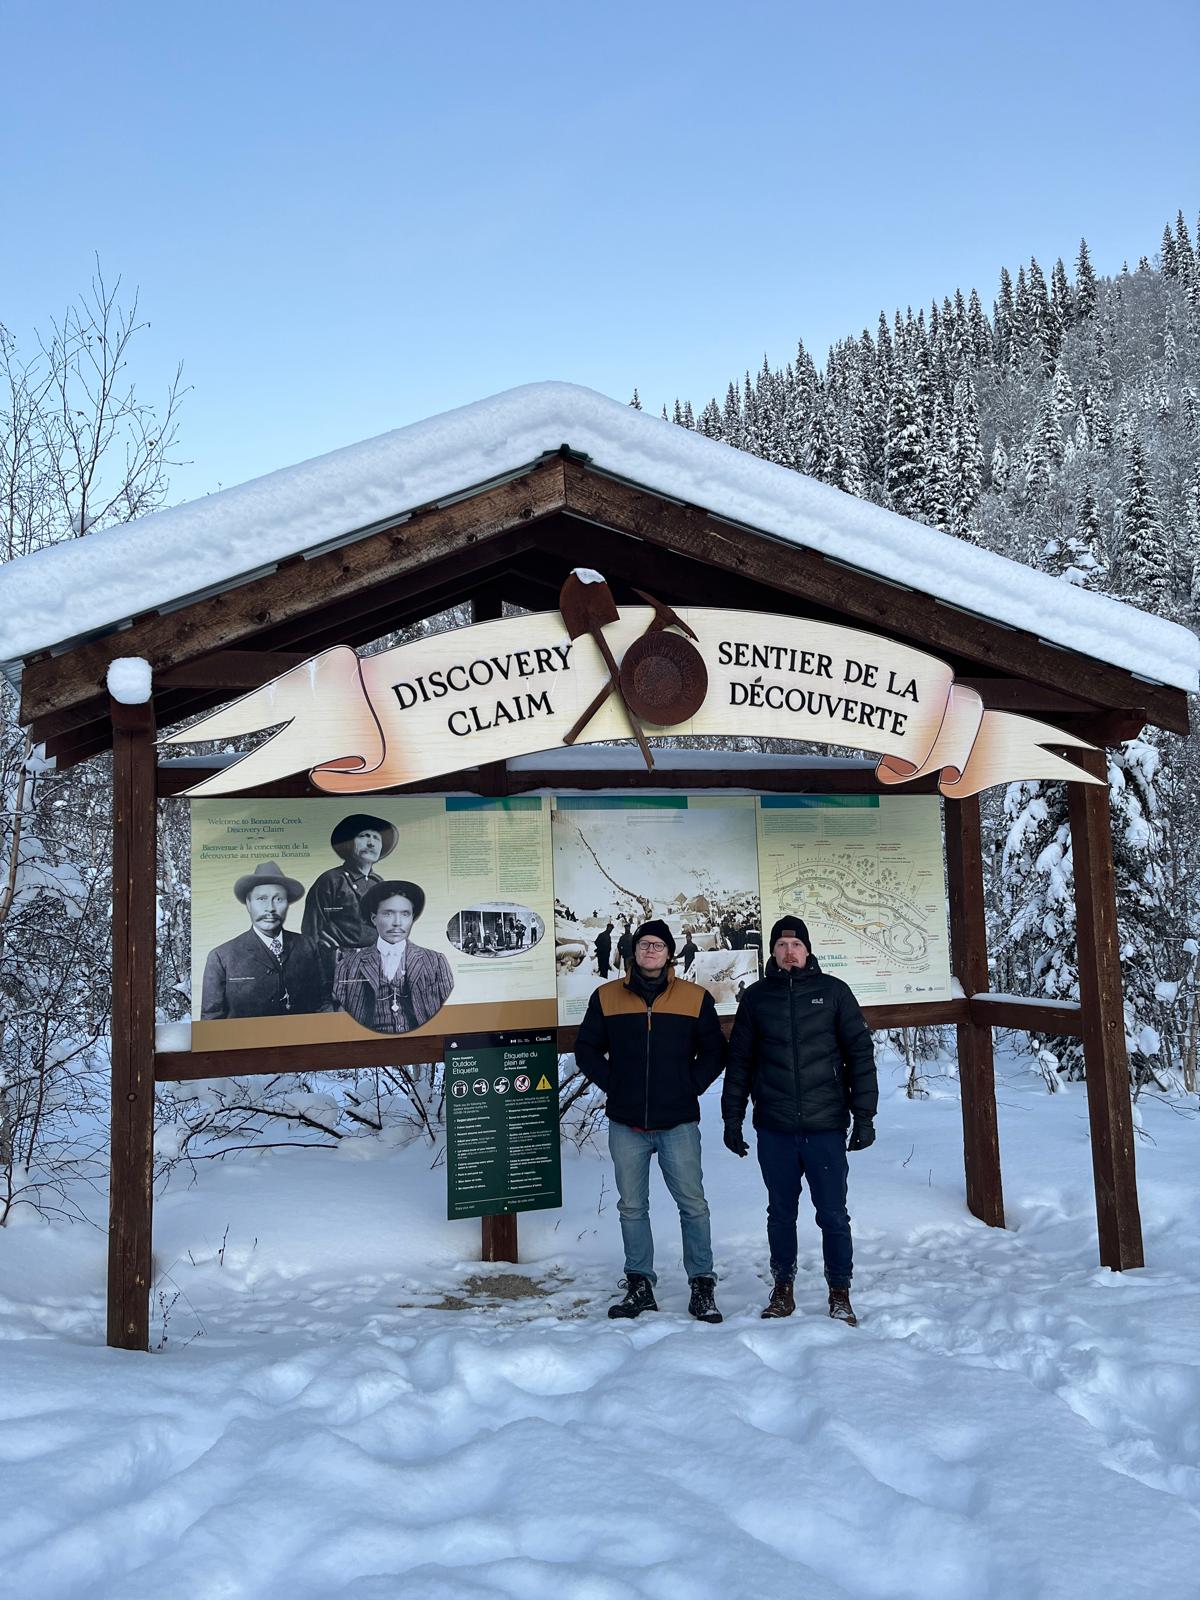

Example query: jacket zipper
[644,1004,653,1129]
[789,971,802,1130]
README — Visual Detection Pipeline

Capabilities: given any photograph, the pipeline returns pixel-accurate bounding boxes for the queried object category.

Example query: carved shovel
[558,572,654,769]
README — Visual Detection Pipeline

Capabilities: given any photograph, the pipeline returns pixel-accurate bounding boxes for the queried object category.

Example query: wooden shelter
[3,385,1192,1350]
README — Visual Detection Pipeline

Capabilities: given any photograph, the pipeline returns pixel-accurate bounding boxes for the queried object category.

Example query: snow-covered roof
[1,381,1196,692]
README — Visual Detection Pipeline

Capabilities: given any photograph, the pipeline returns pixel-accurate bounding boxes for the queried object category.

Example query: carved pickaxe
[558,573,655,768]
[562,584,697,751]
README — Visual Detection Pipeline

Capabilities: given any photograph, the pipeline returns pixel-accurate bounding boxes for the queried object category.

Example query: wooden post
[1067,750,1144,1269]
[944,796,1005,1227]
[482,1212,519,1263]
[107,695,158,1349]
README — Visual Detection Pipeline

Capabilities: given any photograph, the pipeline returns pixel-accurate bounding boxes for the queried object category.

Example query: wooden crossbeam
[156,999,974,1084]
[154,760,942,800]
[968,995,1085,1037]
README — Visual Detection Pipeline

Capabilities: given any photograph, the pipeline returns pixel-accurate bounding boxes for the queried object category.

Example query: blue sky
[3,0,1197,504]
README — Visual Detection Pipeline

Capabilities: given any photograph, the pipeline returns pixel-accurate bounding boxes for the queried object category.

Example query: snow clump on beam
[106,657,153,705]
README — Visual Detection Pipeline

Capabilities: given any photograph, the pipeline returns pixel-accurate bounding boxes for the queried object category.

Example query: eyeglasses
[636,940,668,953]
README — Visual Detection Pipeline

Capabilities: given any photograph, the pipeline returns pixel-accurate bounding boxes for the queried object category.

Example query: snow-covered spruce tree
[949,376,984,533]
[884,370,925,517]
[1000,781,1080,1077]
[1056,474,1106,587]
[923,396,953,532]
[1075,239,1098,322]
[999,748,1170,1089]
[1116,432,1172,613]
[1106,740,1175,1087]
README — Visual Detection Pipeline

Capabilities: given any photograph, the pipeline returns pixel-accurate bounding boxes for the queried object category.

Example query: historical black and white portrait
[446,902,545,957]
[333,878,455,1033]
[201,861,328,1019]
[301,812,399,980]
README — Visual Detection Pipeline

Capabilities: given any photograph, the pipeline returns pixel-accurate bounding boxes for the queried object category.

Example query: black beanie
[769,916,812,953]
[632,919,676,958]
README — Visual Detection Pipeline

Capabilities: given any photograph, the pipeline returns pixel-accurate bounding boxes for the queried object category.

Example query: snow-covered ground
[2,1050,1198,1599]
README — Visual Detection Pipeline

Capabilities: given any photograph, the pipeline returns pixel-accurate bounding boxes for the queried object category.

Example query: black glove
[847,1117,875,1152]
[723,1120,749,1157]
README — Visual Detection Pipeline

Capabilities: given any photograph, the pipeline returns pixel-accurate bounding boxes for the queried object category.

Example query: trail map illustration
[756,796,951,1003]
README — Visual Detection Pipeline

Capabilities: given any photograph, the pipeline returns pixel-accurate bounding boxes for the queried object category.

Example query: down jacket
[574,973,725,1130]
[722,956,877,1134]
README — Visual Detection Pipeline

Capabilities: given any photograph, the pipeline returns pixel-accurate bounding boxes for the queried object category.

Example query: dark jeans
[755,1127,852,1288]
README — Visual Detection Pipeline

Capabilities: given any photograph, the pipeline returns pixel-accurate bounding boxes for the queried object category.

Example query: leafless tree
[0,265,186,1221]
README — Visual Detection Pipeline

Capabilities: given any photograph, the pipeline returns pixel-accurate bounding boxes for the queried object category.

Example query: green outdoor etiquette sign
[445,1031,562,1219]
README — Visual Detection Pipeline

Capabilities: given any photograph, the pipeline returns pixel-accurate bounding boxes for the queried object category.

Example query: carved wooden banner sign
[165,575,1100,798]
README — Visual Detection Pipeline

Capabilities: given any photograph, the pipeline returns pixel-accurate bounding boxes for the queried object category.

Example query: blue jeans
[607,1120,714,1284]
[756,1127,852,1288]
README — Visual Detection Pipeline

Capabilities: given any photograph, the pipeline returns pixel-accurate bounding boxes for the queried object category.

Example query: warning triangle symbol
[535,1075,553,1091]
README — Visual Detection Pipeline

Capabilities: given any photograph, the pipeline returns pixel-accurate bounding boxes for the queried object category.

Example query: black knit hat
[632,918,676,958]
[769,916,812,953]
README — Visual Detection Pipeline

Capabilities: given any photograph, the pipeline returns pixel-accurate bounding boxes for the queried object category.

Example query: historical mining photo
[551,797,762,1024]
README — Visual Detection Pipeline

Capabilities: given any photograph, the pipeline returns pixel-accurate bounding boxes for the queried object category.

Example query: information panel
[445,1030,562,1219]
[756,794,951,1003]
[552,795,762,1024]
[189,796,556,1050]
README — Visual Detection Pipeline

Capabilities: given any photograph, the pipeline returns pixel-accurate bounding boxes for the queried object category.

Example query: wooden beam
[1068,749,1144,1269]
[158,649,308,690]
[954,678,1106,715]
[505,764,940,795]
[33,553,535,767]
[945,796,1005,1228]
[159,996,972,1083]
[559,461,1190,735]
[107,697,158,1351]
[155,760,940,800]
[20,459,568,725]
[157,1033,454,1081]
[968,995,1085,1037]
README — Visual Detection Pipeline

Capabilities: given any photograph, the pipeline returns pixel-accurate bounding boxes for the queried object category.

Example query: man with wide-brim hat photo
[301,812,398,980]
[333,878,454,1033]
[201,861,328,1020]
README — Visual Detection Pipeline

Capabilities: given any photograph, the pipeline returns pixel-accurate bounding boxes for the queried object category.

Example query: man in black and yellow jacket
[575,919,727,1322]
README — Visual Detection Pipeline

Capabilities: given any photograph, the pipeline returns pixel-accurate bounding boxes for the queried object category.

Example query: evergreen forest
[645,211,1200,1090]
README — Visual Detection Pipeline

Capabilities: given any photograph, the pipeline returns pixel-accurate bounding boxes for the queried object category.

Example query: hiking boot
[761,1279,795,1319]
[688,1275,723,1324]
[828,1286,858,1326]
[607,1273,658,1319]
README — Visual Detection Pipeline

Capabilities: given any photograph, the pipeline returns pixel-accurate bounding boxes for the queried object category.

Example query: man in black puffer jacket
[723,916,877,1325]
[575,919,726,1324]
